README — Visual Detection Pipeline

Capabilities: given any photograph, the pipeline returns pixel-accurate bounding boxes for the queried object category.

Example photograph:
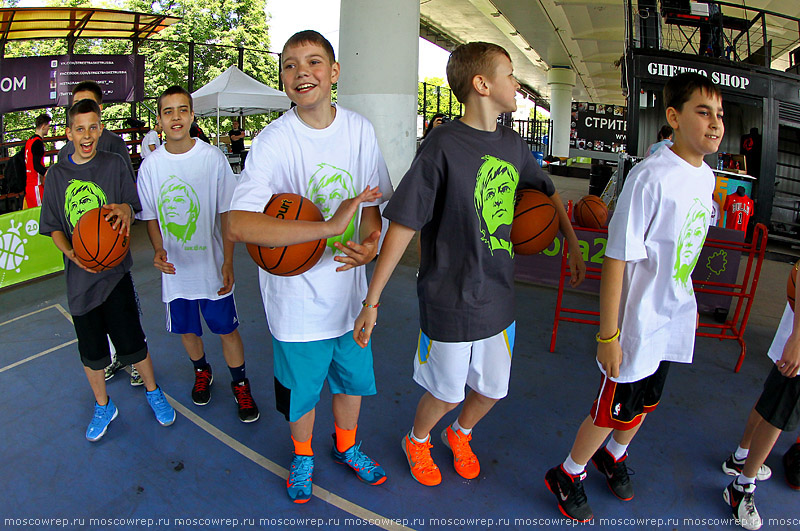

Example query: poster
[0,207,64,289]
[570,102,627,153]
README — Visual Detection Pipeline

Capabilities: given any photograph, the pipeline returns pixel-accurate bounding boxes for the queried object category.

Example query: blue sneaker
[86,398,118,442]
[331,435,387,485]
[286,454,314,503]
[146,386,176,426]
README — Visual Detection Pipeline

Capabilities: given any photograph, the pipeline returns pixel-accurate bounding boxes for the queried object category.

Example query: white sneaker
[723,480,762,530]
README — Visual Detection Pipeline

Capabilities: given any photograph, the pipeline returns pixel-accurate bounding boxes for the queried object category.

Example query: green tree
[418,76,462,121]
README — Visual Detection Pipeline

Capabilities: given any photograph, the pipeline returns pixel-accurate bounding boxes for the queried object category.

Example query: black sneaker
[231,378,260,423]
[591,447,634,501]
[722,453,772,480]
[723,480,762,530]
[544,465,593,522]
[191,366,213,405]
[784,441,800,490]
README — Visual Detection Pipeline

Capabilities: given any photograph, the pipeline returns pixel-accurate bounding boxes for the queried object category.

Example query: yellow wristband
[596,328,620,343]
[362,300,380,309]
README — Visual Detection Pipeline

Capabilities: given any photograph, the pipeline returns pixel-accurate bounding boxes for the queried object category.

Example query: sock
[563,454,585,476]
[452,418,472,436]
[410,428,429,444]
[605,438,629,461]
[335,423,357,452]
[736,474,756,486]
[228,363,246,384]
[192,355,210,371]
[734,446,749,461]
[292,434,313,456]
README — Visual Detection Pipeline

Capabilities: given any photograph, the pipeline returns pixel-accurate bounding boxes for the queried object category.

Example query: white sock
[734,446,749,461]
[563,454,585,476]
[736,474,756,486]
[453,419,472,436]
[410,428,428,444]
[605,438,629,461]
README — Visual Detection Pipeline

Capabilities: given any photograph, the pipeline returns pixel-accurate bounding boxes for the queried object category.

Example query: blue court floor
[1,221,799,531]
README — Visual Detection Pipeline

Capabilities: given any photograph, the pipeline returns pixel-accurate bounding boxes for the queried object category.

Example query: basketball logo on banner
[0,219,29,273]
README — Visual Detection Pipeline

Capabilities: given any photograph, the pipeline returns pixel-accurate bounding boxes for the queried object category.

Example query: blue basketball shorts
[166,294,239,336]
[272,333,376,422]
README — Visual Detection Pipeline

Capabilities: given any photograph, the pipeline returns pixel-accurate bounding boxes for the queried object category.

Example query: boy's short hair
[157,85,194,114]
[446,42,511,104]
[72,81,103,103]
[658,124,673,141]
[67,99,101,123]
[282,30,336,65]
[663,72,722,111]
[35,113,52,129]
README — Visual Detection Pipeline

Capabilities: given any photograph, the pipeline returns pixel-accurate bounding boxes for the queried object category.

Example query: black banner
[633,55,770,97]
[0,54,145,113]
[569,102,628,153]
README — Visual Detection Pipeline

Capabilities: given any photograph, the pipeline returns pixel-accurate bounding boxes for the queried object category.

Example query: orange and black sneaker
[544,465,593,522]
[441,426,480,479]
[401,432,441,486]
[784,441,800,490]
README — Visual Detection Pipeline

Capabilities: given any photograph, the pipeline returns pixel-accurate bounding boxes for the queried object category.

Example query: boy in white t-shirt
[141,123,162,159]
[227,31,392,504]
[137,86,259,423]
[719,265,800,530]
[545,72,723,522]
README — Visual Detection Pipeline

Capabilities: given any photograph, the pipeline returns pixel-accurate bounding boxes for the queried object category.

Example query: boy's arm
[353,222,416,347]
[51,230,97,274]
[218,211,235,296]
[333,205,382,272]
[228,186,381,246]
[596,256,626,378]
[145,219,175,275]
[551,191,587,287]
[778,269,800,377]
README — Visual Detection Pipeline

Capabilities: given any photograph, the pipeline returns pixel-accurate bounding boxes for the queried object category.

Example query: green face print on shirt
[474,155,519,257]
[307,163,358,254]
[673,198,710,294]
[157,176,200,245]
[64,179,107,232]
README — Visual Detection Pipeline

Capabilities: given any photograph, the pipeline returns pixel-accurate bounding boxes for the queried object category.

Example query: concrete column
[547,66,576,158]
[338,0,419,186]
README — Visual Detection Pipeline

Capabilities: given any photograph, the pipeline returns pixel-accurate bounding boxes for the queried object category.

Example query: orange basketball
[246,193,327,276]
[72,207,130,272]
[788,260,799,311]
[510,189,560,255]
[574,195,608,229]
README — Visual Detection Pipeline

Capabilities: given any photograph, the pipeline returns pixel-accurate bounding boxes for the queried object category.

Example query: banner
[569,102,628,153]
[0,207,64,289]
[0,54,145,113]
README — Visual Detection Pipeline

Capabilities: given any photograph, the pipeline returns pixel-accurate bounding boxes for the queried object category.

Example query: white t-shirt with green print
[137,139,236,302]
[230,105,393,342]
[604,146,714,383]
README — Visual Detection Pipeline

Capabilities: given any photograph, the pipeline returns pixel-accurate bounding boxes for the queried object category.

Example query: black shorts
[590,361,671,430]
[755,365,800,432]
[72,273,147,370]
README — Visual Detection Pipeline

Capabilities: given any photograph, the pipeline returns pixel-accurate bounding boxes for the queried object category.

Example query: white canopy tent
[190,65,291,146]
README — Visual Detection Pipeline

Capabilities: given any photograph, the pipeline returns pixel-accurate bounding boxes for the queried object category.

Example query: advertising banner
[0,207,64,289]
[569,102,628,153]
[0,54,145,113]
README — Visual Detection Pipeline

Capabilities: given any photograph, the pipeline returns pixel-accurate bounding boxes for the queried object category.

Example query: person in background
[141,122,162,160]
[647,124,673,156]
[23,113,52,209]
[423,113,446,140]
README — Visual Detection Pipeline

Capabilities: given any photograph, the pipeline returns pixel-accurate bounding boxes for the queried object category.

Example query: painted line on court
[167,396,413,531]
[0,304,62,328]
[0,339,77,374]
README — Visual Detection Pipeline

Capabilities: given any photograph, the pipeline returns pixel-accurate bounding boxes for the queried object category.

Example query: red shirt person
[24,113,52,209]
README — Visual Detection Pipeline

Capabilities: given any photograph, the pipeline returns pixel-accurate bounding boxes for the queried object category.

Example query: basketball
[574,195,608,229]
[72,207,130,272]
[246,193,326,276]
[510,189,560,255]
[788,260,799,311]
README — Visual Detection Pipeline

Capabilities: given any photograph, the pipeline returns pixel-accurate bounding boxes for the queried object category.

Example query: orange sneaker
[401,433,442,486]
[441,425,480,479]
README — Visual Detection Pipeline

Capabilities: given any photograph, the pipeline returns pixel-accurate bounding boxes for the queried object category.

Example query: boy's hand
[65,248,97,273]
[353,306,378,348]
[568,251,586,287]
[777,332,800,377]
[103,203,133,236]
[153,248,176,274]
[218,261,234,296]
[334,230,381,272]
[597,340,622,379]
[327,186,382,236]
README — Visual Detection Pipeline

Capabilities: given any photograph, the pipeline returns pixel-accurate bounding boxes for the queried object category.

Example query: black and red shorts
[590,361,671,430]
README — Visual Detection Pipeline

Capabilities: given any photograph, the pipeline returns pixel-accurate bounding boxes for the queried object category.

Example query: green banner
[0,207,64,289]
